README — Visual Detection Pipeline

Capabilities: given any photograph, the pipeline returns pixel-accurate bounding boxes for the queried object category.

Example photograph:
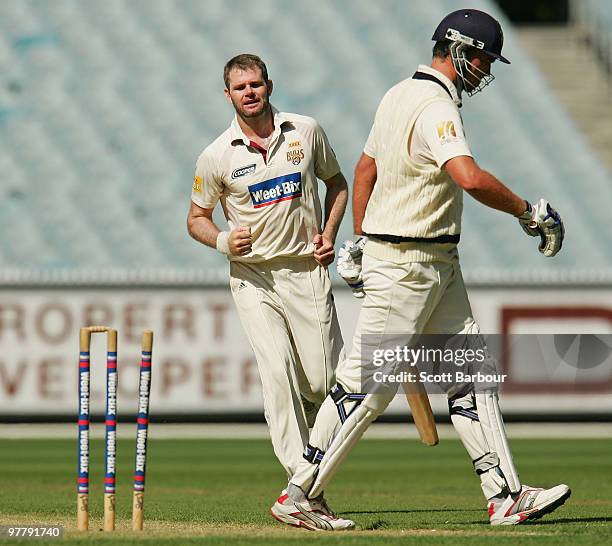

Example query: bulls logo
[287,149,305,165]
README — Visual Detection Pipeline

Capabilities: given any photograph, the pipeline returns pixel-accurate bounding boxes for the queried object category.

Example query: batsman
[272,8,569,529]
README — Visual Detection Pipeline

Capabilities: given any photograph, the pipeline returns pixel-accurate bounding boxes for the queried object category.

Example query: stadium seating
[0,0,610,283]
[576,0,612,33]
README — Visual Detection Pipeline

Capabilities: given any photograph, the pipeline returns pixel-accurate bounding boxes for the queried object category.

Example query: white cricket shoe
[489,484,571,525]
[270,490,355,531]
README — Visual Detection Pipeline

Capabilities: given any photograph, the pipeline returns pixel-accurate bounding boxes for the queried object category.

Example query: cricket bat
[404,379,439,446]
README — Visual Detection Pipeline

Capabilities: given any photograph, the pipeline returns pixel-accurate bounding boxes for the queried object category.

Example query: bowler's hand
[229,227,252,256]
[313,234,335,267]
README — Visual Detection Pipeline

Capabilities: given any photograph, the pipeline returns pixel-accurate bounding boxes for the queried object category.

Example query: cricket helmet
[432,9,509,97]
[432,9,510,64]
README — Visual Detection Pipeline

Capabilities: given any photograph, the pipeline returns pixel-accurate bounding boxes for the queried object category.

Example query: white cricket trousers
[230,256,344,477]
[291,249,518,500]
[337,250,478,392]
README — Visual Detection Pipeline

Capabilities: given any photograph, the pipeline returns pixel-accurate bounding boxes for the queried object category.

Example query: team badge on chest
[287,141,305,165]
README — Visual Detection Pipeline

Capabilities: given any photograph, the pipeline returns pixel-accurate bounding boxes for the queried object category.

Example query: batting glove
[518,199,565,257]
[517,201,539,237]
[337,237,368,298]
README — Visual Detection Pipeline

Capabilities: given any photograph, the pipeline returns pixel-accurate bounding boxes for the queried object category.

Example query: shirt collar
[229,106,291,146]
[416,65,461,106]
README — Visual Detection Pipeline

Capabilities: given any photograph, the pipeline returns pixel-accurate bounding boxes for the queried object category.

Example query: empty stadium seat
[0,0,610,282]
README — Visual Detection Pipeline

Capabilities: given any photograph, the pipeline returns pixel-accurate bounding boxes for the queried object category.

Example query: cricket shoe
[489,484,571,525]
[270,490,355,531]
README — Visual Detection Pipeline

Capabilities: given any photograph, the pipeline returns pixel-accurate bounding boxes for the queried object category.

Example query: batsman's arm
[354,153,437,440]
[444,156,527,217]
[321,172,349,243]
[353,153,378,235]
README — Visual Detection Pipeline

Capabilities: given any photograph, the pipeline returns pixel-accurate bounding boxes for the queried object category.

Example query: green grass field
[1,437,611,545]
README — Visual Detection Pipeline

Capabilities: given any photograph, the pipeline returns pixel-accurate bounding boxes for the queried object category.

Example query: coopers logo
[248,173,302,208]
[232,164,256,179]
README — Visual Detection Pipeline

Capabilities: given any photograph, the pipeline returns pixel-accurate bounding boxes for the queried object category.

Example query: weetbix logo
[248,173,302,208]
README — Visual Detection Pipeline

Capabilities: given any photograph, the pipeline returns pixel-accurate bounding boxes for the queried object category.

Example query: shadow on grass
[460,515,612,526]
[362,519,388,530]
[341,508,482,515]
[529,516,612,525]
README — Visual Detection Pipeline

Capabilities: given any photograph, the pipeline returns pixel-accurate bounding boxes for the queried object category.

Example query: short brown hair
[433,39,452,59]
[223,54,269,89]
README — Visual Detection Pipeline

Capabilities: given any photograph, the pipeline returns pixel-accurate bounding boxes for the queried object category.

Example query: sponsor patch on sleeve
[436,121,460,144]
[193,176,203,194]
[248,173,302,208]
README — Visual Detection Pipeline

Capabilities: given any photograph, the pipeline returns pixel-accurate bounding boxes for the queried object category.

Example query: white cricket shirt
[192,108,340,262]
[362,65,472,263]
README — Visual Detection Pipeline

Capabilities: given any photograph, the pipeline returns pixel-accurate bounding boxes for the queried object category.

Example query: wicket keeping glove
[337,237,368,298]
[517,199,565,257]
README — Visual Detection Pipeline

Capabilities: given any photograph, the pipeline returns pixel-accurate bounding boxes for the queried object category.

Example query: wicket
[132,330,153,531]
[77,326,153,532]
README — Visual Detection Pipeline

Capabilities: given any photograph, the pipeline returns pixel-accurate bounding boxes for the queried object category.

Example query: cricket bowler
[187,54,353,526]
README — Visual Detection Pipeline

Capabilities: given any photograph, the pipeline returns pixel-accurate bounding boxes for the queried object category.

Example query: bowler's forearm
[187,210,221,250]
[322,174,348,242]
